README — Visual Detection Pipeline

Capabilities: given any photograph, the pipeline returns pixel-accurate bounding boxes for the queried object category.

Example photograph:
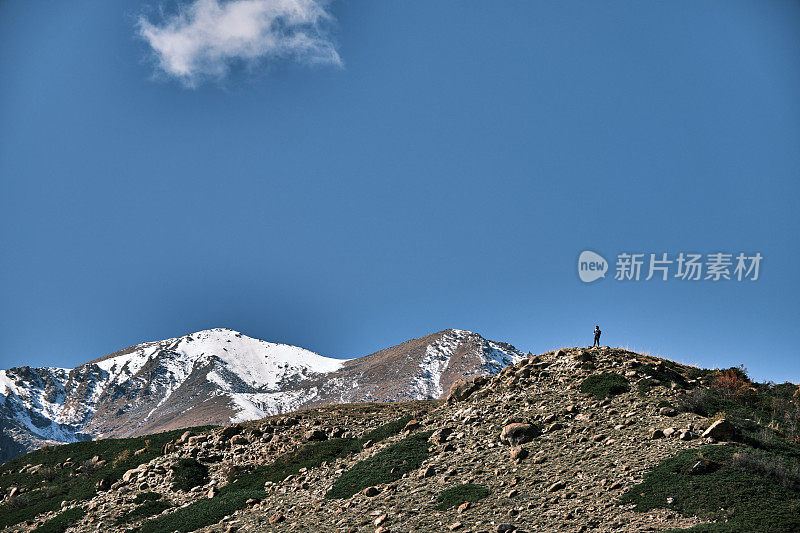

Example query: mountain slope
[4,347,795,533]
[0,328,525,462]
[311,329,524,404]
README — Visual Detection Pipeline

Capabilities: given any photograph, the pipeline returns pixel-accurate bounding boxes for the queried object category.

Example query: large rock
[429,427,454,444]
[230,434,249,445]
[220,425,242,439]
[122,468,140,483]
[499,423,540,445]
[510,446,528,461]
[447,379,480,403]
[702,419,739,441]
[572,350,593,362]
[304,429,327,442]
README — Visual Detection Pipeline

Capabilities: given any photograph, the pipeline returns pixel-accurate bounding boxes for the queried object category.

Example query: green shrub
[133,491,163,504]
[0,426,211,530]
[326,431,433,499]
[141,438,362,533]
[32,507,86,533]
[263,438,361,484]
[620,445,800,532]
[637,378,659,395]
[118,499,171,524]
[171,458,208,492]
[676,380,800,445]
[226,438,362,491]
[362,415,414,443]
[580,373,629,399]
[138,490,265,533]
[436,483,491,510]
[772,382,799,399]
[111,449,131,468]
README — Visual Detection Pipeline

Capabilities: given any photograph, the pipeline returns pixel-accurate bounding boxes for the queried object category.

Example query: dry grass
[732,449,800,490]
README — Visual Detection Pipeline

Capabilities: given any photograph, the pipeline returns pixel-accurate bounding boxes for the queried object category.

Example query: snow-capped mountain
[0,328,525,462]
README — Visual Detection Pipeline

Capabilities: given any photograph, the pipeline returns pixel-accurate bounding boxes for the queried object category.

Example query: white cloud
[138,0,341,86]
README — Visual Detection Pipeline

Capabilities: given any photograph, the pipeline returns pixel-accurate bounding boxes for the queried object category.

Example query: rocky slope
[0,329,525,462]
[1,346,764,533]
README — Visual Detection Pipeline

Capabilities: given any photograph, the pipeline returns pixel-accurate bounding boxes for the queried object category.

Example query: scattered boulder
[689,458,718,475]
[404,419,421,432]
[220,425,242,439]
[649,429,665,439]
[702,419,739,441]
[659,407,678,417]
[510,446,528,461]
[419,465,435,478]
[447,379,480,403]
[572,351,594,362]
[429,427,454,444]
[304,429,327,442]
[122,468,140,483]
[363,486,380,497]
[230,434,249,445]
[545,422,563,433]
[500,423,540,445]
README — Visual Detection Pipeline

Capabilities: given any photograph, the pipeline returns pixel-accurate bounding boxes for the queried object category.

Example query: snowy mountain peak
[0,328,526,463]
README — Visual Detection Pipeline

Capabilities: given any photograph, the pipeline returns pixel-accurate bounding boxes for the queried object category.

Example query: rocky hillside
[2,346,799,532]
[0,329,525,462]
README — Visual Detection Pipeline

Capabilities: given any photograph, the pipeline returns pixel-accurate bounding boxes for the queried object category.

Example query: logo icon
[578,250,608,283]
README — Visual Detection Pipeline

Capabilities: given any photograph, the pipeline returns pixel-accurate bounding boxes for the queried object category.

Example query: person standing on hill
[592,325,602,347]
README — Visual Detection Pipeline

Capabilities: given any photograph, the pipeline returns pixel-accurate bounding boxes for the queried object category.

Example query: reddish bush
[711,365,750,393]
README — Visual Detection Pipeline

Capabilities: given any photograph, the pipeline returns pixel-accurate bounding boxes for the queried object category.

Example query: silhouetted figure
[592,325,601,347]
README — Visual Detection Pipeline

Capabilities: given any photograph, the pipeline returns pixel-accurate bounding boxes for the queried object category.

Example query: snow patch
[410,330,471,399]
[0,328,346,446]
[481,341,525,371]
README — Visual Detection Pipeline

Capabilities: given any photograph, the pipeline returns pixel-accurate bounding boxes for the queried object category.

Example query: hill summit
[2,345,799,532]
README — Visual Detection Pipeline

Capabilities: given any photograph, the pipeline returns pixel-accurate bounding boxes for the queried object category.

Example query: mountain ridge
[0,328,525,462]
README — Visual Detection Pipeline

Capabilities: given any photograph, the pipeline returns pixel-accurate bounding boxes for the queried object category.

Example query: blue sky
[1,1,798,382]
